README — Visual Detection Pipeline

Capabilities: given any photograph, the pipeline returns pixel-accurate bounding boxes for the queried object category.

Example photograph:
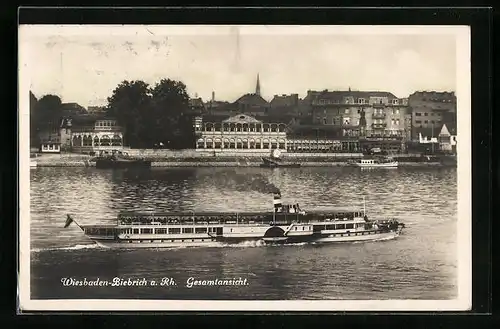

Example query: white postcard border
[18,24,472,312]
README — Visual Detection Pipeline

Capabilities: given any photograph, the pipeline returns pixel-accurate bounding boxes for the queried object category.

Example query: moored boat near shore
[95,150,151,169]
[353,156,399,168]
[64,194,405,248]
[261,149,301,168]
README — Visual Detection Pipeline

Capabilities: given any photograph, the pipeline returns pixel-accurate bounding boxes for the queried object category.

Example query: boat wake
[31,243,101,253]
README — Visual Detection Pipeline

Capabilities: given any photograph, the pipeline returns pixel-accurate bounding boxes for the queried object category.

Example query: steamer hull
[64,193,405,249]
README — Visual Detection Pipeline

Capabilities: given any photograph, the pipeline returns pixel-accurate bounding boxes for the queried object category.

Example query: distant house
[438,123,457,154]
[269,94,300,117]
[232,93,270,116]
[87,106,106,113]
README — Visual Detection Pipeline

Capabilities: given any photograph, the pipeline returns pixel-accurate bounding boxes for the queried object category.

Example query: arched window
[256,124,262,132]
[100,135,111,147]
[236,123,242,132]
[270,139,278,149]
[242,139,248,149]
[270,124,277,132]
[242,123,249,132]
[206,123,214,132]
[278,139,285,150]
[206,138,214,149]
[214,123,222,132]
[229,138,236,149]
[214,138,222,149]
[197,138,205,149]
[83,135,92,146]
[111,135,122,146]
[263,139,270,149]
[263,124,270,132]
[223,123,229,132]
[249,139,256,149]
[255,139,261,149]
[93,136,100,146]
[236,138,243,149]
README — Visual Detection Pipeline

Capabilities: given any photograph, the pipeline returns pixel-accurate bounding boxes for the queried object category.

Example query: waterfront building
[38,129,61,153]
[69,114,124,154]
[194,113,288,152]
[286,124,359,153]
[310,90,409,154]
[408,91,456,142]
[438,123,457,154]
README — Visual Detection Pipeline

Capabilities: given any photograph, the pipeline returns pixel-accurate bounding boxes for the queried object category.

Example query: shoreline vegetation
[31,151,457,168]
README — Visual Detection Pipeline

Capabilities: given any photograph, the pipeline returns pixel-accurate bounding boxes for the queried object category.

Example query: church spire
[255,73,261,96]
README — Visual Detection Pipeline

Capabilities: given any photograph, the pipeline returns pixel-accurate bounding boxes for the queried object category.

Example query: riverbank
[30,152,456,168]
[32,160,452,168]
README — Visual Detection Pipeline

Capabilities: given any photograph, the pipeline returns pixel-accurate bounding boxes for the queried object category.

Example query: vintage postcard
[18,24,471,312]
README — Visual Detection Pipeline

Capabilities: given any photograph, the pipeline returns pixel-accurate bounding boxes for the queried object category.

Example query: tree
[106,80,152,148]
[29,91,38,147]
[150,79,193,149]
[106,78,196,149]
[32,94,63,145]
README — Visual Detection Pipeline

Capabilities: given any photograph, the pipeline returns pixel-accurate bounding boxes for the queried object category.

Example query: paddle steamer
[64,194,405,248]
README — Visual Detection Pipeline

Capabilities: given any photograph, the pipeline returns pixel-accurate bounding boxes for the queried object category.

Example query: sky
[20,25,463,107]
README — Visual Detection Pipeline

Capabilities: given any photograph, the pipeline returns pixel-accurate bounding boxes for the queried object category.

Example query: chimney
[273,193,282,212]
[212,91,215,102]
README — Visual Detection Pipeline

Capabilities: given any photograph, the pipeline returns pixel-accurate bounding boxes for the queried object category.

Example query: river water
[28,166,457,300]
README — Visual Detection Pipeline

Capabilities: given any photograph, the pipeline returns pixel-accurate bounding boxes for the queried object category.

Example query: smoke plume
[202,169,281,195]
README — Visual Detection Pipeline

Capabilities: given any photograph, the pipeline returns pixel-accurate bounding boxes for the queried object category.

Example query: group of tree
[106,78,196,149]
[29,78,197,150]
[29,92,64,147]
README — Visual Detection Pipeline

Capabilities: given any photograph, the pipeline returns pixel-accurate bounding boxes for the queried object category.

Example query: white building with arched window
[69,115,124,154]
[195,114,288,153]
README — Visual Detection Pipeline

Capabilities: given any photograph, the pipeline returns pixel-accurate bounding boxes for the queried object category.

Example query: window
[424,120,428,124]
[344,109,350,114]
[415,120,422,124]
[195,227,207,234]
[169,228,181,234]
[323,118,327,124]
[415,113,422,116]
[424,113,428,116]
[142,228,152,234]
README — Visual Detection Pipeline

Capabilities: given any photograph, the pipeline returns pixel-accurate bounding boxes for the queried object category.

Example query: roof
[223,114,262,124]
[61,102,87,116]
[270,94,299,108]
[234,93,269,106]
[200,113,294,124]
[313,90,398,102]
[68,113,114,126]
[189,98,205,108]
[409,91,456,101]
